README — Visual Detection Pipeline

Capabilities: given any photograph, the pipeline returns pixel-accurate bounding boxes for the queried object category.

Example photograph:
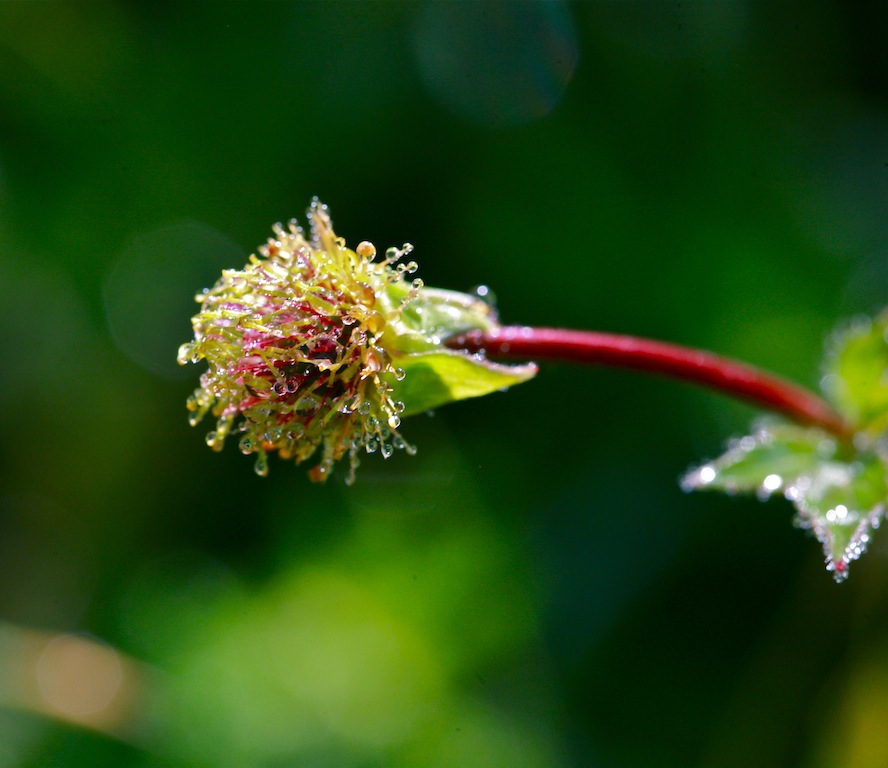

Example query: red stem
[448,326,852,438]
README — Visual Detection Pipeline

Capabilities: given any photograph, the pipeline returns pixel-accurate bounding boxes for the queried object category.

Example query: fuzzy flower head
[179,200,536,482]
[178,200,423,482]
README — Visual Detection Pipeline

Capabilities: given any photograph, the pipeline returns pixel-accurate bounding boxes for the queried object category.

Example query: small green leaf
[822,314,888,434]
[389,350,537,417]
[684,421,887,581]
[790,454,886,581]
[681,423,837,497]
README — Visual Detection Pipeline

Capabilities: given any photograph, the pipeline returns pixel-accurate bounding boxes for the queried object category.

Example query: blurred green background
[1,1,888,766]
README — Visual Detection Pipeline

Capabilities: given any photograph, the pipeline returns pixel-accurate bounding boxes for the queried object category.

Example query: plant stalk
[448,326,852,438]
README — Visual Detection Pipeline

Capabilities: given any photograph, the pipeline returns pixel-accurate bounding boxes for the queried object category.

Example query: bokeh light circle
[103,221,246,380]
[413,0,579,128]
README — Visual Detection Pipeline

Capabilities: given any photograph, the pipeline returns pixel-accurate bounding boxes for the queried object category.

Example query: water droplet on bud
[307,463,329,482]
[356,241,376,259]
[470,285,497,309]
[254,452,269,477]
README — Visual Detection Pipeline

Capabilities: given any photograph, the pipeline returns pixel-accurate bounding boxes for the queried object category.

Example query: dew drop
[394,368,407,381]
[381,442,394,459]
[762,473,782,493]
[827,558,849,583]
[826,504,851,523]
[470,285,497,308]
[395,400,406,412]
[681,465,716,492]
[366,438,379,454]
[254,452,269,477]
[239,436,253,454]
[356,241,376,259]
[307,463,329,483]
[387,414,401,429]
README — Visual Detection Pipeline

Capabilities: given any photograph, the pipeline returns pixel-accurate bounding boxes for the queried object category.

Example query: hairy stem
[448,326,852,438]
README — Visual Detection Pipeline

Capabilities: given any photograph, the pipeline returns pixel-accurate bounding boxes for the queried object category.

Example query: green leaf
[683,422,887,581]
[822,314,888,434]
[388,350,537,417]
[790,454,887,581]
[681,423,837,497]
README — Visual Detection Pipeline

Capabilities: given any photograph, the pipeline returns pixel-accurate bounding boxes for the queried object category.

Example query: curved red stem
[447,326,852,438]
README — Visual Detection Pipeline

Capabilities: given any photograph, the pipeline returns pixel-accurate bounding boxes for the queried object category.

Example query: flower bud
[179,200,536,482]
